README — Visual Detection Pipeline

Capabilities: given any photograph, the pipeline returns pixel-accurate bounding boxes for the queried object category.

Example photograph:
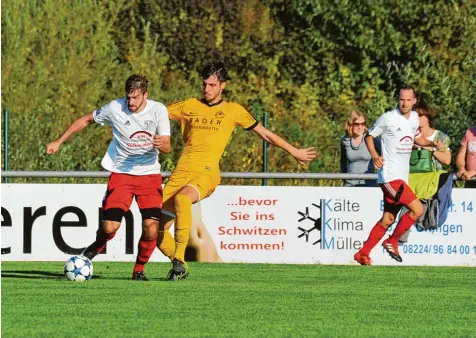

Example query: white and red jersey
[93,98,171,175]
[368,108,420,184]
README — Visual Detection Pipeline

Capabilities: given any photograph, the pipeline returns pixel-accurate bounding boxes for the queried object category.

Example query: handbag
[409,148,434,173]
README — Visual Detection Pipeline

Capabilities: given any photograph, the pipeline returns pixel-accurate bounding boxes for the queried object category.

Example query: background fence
[1,170,472,184]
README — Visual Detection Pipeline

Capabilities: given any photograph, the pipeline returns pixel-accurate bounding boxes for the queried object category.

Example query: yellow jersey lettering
[173,98,257,174]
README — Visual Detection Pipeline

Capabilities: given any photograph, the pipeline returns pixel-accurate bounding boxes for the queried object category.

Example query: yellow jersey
[168,98,258,174]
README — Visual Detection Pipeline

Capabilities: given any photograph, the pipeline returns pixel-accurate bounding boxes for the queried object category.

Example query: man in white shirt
[47,74,171,280]
[354,86,436,265]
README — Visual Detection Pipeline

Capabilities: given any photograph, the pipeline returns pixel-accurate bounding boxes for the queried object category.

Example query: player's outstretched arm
[251,123,317,165]
[46,113,94,154]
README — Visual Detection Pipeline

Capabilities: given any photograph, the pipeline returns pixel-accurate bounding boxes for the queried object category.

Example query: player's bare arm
[153,135,171,154]
[365,134,384,169]
[251,123,317,165]
[46,113,94,154]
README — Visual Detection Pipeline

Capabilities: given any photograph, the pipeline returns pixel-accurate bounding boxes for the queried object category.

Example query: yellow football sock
[157,229,175,260]
[173,194,193,263]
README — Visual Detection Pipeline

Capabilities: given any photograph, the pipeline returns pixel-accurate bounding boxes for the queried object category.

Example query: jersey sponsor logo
[188,117,222,131]
[127,131,153,149]
[125,120,131,126]
[397,135,414,154]
[129,131,152,138]
[399,136,413,143]
[95,108,102,116]
[215,111,225,119]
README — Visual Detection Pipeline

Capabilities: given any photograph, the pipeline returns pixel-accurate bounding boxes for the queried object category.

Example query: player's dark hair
[125,74,148,94]
[200,61,230,82]
[399,84,416,97]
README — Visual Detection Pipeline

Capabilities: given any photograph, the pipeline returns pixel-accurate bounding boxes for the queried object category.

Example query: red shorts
[380,179,418,213]
[103,173,163,212]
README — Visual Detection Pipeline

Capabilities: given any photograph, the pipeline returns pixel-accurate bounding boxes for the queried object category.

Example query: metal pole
[0,170,469,181]
[3,109,8,183]
[0,171,378,179]
[262,112,268,186]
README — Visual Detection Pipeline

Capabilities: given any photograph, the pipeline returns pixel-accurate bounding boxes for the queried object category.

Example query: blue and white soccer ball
[64,255,93,282]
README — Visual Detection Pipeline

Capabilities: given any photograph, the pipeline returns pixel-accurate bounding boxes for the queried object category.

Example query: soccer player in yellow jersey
[135,61,317,280]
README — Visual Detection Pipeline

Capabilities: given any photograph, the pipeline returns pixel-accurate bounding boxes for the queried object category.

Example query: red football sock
[360,222,387,256]
[82,228,116,260]
[133,236,157,273]
[94,228,116,254]
[389,213,417,244]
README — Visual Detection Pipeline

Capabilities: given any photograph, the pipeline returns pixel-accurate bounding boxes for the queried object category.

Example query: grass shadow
[1,270,104,280]
[1,270,174,281]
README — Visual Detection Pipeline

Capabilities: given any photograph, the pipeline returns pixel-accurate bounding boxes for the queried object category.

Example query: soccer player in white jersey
[46,74,171,280]
[354,86,438,265]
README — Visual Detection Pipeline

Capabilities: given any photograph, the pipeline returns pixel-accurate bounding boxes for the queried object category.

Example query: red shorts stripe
[382,183,397,198]
[380,179,418,212]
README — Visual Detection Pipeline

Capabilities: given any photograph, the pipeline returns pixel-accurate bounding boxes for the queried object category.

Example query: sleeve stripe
[245,120,259,131]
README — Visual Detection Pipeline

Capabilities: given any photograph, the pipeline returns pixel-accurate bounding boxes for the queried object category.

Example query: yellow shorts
[162,170,220,213]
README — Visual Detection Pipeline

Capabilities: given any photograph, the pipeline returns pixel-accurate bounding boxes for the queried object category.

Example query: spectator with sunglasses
[340,110,381,187]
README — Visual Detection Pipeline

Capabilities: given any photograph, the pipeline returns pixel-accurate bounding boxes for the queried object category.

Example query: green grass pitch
[2,262,475,337]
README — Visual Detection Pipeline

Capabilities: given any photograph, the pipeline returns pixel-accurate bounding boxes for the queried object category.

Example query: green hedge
[2,0,475,184]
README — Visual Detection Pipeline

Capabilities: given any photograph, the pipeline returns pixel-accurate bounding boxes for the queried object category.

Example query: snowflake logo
[297,201,322,245]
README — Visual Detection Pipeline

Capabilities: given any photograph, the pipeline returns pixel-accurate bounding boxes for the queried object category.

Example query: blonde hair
[345,110,367,137]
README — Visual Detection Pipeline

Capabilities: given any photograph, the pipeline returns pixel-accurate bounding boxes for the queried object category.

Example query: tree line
[2,0,475,185]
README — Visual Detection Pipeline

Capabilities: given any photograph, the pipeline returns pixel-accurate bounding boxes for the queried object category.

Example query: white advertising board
[1,184,475,266]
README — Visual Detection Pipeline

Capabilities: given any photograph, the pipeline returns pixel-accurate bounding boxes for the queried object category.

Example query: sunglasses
[352,122,366,127]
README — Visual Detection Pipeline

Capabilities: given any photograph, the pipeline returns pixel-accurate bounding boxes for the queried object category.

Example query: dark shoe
[81,247,98,261]
[382,238,402,262]
[354,251,372,266]
[166,259,189,281]
[132,271,149,281]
